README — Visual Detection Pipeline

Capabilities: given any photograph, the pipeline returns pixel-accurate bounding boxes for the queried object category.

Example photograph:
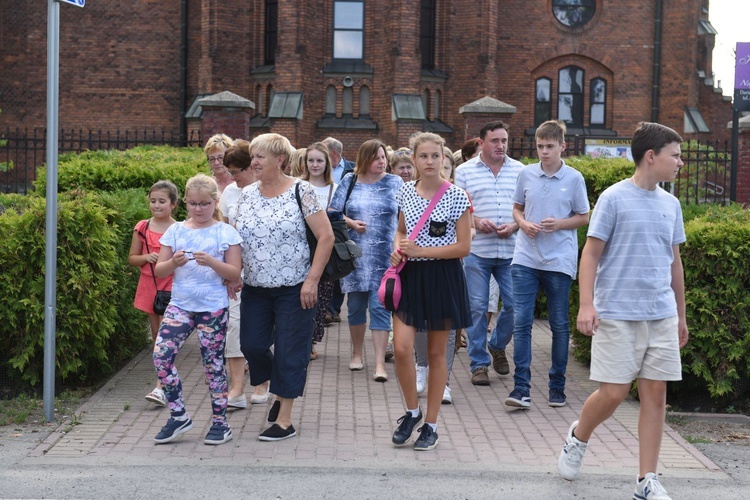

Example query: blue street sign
[58,0,85,7]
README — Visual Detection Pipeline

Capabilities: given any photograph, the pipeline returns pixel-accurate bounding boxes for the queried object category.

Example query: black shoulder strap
[342,174,357,216]
[294,180,305,218]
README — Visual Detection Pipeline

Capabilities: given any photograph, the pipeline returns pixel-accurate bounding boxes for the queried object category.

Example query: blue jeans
[346,290,392,331]
[463,253,514,372]
[511,264,572,394]
[239,284,315,399]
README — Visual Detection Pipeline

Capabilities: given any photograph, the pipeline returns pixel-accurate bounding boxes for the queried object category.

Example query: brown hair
[354,139,387,175]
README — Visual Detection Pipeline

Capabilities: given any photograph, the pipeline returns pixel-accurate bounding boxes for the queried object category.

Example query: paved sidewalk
[28,316,720,480]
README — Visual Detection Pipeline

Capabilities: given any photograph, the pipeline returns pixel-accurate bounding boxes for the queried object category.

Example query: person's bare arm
[576,236,606,336]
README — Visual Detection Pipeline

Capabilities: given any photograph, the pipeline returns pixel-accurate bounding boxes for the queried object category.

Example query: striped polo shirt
[454,153,524,259]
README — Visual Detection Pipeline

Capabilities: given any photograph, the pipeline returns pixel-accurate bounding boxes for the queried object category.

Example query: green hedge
[1,146,206,390]
[34,145,207,194]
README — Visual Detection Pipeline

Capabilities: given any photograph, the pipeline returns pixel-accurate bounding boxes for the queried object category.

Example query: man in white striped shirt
[454,121,524,386]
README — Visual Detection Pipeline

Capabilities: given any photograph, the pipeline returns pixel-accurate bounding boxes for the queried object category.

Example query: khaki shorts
[590,316,682,384]
[224,295,243,358]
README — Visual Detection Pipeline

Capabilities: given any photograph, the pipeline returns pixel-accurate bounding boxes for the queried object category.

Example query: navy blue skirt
[395,258,472,331]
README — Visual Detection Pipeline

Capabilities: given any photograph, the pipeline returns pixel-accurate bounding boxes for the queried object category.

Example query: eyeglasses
[186,201,214,208]
[392,149,412,158]
[227,169,243,177]
[207,155,224,163]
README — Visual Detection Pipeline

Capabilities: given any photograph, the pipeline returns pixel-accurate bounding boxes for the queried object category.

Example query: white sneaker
[416,365,428,395]
[441,385,452,405]
[145,387,166,407]
[633,473,672,500]
[558,420,587,480]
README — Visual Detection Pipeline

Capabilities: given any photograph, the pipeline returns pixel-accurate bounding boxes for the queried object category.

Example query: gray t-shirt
[511,162,589,278]
[588,179,685,320]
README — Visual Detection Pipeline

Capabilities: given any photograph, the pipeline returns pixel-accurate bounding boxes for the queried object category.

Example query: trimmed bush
[2,146,206,390]
[34,145,207,194]
[0,193,124,386]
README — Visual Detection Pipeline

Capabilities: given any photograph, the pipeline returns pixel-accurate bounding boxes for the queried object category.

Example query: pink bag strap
[394,181,452,271]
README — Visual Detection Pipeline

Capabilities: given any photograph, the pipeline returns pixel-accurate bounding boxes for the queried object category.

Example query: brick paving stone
[23,315,723,480]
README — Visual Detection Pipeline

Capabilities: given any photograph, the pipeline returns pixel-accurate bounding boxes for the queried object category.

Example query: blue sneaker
[391,409,423,446]
[549,388,567,407]
[504,389,531,409]
[154,417,193,444]
[204,423,232,445]
[413,425,439,451]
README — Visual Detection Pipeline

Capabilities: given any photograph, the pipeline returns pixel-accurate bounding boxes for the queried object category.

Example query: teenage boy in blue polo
[558,122,689,500]
[504,120,589,410]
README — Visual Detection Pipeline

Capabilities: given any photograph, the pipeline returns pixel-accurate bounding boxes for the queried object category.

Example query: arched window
[325,85,337,116]
[359,86,370,116]
[590,78,606,127]
[342,86,353,115]
[256,84,264,115]
[266,84,274,117]
[558,66,584,127]
[421,89,430,120]
[534,77,552,126]
[433,90,441,120]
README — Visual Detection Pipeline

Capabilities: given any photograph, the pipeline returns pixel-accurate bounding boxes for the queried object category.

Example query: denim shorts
[346,290,392,331]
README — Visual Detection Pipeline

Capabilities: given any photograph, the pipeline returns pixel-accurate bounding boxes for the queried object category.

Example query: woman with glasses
[204,133,234,194]
[218,141,272,409]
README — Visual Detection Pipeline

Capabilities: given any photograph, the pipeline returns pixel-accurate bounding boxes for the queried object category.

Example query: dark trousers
[240,283,315,399]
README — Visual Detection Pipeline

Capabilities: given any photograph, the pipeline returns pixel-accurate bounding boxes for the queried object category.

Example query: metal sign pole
[43,0,60,423]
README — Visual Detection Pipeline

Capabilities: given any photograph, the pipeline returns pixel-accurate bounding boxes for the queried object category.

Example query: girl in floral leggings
[152,174,242,445]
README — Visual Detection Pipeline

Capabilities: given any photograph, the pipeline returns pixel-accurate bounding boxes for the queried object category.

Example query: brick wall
[737,130,750,205]
[0,0,733,153]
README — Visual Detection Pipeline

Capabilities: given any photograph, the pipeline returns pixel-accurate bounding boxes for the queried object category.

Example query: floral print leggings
[154,305,229,426]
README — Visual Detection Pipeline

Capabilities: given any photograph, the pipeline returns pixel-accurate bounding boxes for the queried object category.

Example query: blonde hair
[409,132,445,155]
[203,133,233,155]
[289,148,307,178]
[184,173,223,221]
[249,133,294,171]
[303,142,334,185]
[388,147,414,171]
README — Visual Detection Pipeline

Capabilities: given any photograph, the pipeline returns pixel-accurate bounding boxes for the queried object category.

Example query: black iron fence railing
[1,128,202,194]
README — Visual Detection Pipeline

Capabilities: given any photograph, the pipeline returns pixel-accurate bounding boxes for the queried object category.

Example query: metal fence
[0,128,203,194]
[1,129,733,205]
[508,137,732,206]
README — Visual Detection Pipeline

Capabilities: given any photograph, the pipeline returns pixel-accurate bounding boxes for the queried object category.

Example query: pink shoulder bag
[378,181,451,312]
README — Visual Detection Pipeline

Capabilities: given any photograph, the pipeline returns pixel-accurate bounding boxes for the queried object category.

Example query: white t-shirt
[312,183,338,209]
[219,181,243,225]
[159,221,242,312]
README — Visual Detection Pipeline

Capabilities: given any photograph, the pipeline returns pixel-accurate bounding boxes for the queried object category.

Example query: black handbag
[295,181,362,282]
[140,219,171,315]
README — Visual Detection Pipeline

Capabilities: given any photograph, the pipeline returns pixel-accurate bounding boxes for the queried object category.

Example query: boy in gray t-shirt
[504,120,589,410]
[558,123,689,500]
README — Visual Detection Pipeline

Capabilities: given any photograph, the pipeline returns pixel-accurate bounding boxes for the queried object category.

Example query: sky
[709,0,749,96]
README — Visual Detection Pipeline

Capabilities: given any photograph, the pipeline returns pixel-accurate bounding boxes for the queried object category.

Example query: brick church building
[0,0,733,153]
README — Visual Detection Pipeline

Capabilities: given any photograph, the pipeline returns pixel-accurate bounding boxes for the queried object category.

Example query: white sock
[173,413,189,421]
[408,407,420,418]
[427,422,437,432]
